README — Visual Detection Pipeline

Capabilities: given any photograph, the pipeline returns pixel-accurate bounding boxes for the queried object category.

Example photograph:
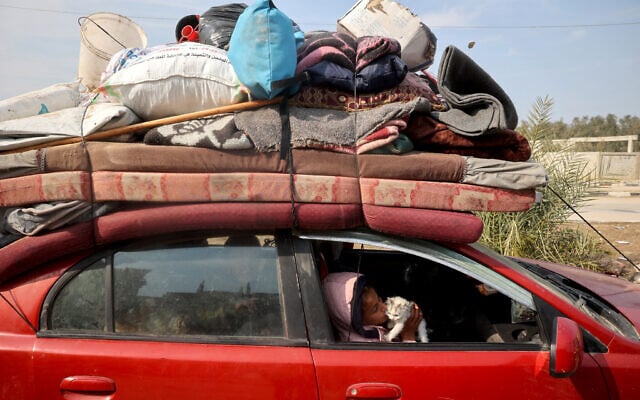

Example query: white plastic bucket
[78,13,147,90]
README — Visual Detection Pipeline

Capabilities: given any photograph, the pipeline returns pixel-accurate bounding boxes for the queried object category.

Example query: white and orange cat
[384,296,429,342]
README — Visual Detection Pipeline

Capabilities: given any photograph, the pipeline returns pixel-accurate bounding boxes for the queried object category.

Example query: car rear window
[48,234,285,338]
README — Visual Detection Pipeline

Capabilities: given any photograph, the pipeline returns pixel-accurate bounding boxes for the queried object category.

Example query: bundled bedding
[0,18,549,248]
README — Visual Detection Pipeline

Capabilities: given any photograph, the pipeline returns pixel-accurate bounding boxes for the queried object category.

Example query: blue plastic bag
[228,0,303,99]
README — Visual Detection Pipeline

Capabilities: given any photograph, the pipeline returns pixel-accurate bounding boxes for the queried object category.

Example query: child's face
[361,286,388,326]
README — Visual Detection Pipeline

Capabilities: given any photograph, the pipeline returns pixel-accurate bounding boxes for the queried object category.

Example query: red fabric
[91,171,361,204]
[362,204,483,243]
[405,114,532,162]
[0,172,91,207]
[359,178,535,212]
[94,203,363,244]
[0,221,94,283]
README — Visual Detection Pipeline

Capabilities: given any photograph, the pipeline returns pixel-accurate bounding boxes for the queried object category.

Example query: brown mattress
[0,143,534,213]
[43,142,466,181]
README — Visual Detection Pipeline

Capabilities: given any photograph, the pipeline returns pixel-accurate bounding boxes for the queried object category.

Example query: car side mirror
[550,317,584,378]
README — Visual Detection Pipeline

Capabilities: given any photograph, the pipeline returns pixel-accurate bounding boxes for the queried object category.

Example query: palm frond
[479,96,606,268]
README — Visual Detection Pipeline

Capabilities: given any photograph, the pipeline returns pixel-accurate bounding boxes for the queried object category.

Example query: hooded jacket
[322,272,387,342]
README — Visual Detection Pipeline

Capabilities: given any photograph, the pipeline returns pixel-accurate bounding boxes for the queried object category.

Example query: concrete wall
[572,152,640,184]
[547,135,640,185]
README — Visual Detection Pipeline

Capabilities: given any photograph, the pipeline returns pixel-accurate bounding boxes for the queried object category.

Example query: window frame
[294,230,546,350]
[38,231,308,346]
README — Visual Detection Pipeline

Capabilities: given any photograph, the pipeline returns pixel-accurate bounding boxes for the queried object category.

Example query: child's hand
[400,304,423,342]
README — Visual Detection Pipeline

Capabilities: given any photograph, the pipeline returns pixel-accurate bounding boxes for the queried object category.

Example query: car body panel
[311,347,608,400]
[33,338,318,400]
[591,350,640,400]
[520,257,640,327]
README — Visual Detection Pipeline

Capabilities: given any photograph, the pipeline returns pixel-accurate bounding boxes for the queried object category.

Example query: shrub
[479,96,608,271]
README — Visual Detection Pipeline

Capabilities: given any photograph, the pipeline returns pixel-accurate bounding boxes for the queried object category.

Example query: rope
[549,186,640,272]
[279,97,299,229]
[0,291,37,333]
[79,93,100,264]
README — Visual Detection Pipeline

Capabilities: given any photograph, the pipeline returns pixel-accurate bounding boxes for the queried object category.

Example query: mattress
[0,202,484,284]
[0,142,538,209]
[0,141,541,263]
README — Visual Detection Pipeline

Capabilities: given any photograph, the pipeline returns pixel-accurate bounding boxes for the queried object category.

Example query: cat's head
[385,296,410,319]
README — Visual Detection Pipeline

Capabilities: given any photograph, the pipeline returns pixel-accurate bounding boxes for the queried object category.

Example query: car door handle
[346,383,402,399]
[60,375,116,396]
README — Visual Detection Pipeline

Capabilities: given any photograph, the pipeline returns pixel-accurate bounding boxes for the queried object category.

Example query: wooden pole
[1,97,282,155]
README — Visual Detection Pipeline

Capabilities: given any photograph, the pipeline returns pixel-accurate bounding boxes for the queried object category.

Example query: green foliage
[479,96,608,270]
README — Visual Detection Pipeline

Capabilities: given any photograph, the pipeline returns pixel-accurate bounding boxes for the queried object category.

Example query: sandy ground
[568,221,640,279]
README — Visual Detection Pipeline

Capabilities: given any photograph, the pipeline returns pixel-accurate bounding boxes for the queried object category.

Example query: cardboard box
[338,0,437,71]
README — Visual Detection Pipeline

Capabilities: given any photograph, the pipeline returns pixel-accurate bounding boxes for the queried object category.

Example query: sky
[1,0,639,123]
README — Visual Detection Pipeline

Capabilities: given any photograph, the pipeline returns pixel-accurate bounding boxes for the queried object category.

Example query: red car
[1,205,639,400]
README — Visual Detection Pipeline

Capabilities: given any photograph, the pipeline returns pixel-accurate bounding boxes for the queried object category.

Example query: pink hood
[322,272,386,342]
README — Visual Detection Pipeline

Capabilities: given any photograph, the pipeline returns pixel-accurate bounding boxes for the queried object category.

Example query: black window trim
[37,230,308,347]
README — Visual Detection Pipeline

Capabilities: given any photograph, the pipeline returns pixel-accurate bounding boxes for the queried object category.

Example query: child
[322,271,423,342]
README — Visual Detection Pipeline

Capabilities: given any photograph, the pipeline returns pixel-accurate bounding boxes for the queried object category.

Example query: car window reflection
[48,235,285,338]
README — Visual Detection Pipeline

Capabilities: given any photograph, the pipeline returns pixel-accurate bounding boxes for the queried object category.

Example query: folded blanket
[236,97,430,152]
[289,72,445,112]
[144,114,253,150]
[304,55,407,93]
[296,32,357,73]
[143,98,430,153]
[433,45,518,136]
[296,31,406,92]
[405,113,531,162]
[307,119,406,154]
[355,35,401,72]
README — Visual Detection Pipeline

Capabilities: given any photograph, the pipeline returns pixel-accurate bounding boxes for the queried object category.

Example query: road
[567,195,640,223]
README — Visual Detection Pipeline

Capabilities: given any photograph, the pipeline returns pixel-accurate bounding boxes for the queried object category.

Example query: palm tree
[479,96,607,270]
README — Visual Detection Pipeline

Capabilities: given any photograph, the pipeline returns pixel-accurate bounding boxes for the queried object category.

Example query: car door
[294,232,609,400]
[33,232,317,400]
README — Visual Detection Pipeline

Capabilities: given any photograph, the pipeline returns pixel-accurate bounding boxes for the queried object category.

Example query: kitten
[384,296,429,342]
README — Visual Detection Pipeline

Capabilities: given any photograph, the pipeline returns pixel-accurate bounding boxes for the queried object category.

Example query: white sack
[100,42,247,120]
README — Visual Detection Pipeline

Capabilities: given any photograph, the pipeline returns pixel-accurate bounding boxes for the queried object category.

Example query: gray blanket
[3,201,117,236]
[143,97,430,152]
[433,45,518,136]
[236,98,430,151]
[143,114,253,150]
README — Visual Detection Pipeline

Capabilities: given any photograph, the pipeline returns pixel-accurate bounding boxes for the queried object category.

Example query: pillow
[100,42,247,120]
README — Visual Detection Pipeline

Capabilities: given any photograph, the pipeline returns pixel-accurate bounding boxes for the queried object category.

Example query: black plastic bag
[199,3,248,50]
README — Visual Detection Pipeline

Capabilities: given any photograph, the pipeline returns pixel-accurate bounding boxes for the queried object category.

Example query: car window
[304,232,541,345]
[50,258,107,331]
[46,234,285,338]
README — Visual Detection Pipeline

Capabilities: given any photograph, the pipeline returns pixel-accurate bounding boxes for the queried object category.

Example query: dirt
[567,222,640,280]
